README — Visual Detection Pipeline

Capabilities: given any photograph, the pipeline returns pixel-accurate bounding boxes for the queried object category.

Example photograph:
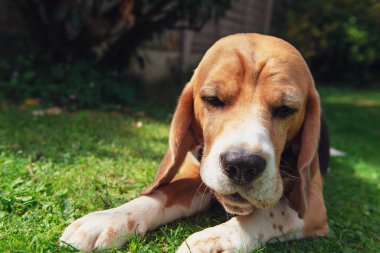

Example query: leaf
[23,70,36,81]
[0,211,7,219]
[24,98,40,106]
[45,107,63,115]
[55,189,68,196]
[15,196,33,202]
[36,184,46,192]
[132,121,143,128]
[11,178,24,188]
[63,200,74,215]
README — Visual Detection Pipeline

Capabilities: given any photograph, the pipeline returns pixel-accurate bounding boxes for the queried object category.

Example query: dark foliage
[12,0,232,67]
[0,55,141,109]
[273,0,380,86]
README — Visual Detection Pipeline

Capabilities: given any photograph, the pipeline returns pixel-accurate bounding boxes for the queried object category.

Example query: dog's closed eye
[272,105,298,118]
[201,96,226,108]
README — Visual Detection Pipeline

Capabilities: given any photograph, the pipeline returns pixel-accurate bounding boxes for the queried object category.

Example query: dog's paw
[176,222,251,253]
[60,208,145,252]
[60,193,168,251]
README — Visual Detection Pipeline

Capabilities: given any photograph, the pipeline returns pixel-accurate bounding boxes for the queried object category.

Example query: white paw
[176,221,252,253]
[60,208,145,252]
[60,193,169,251]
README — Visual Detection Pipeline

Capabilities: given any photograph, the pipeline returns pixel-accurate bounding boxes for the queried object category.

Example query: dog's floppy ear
[141,83,198,195]
[288,84,321,218]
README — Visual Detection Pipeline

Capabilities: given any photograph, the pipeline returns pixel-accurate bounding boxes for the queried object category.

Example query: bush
[11,0,233,67]
[0,55,141,109]
[272,0,380,86]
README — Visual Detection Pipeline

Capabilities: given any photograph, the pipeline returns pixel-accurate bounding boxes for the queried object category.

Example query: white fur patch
[330,147,347,157]
[200,109,281,208]
[177,200,305,253]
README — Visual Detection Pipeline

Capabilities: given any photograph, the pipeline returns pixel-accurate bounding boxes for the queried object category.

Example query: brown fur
[106,228,116,238]
[127,221,135,231]
[160,154,209,208]
[141,84,200,195]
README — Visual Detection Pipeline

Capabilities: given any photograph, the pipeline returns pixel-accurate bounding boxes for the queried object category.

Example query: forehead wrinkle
[200,83,217,96]
[280,92,303,107]
[234,49,249,83]
[255,56,297,86]
[254,60,267,85]
[201,58,243,99]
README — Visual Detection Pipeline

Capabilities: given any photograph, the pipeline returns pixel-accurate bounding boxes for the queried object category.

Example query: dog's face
[192,35,313,215]
[144,34,321,218]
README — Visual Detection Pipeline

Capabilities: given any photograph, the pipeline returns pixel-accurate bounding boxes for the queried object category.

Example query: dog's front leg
[60,160,212,252]
[177,200,317,253]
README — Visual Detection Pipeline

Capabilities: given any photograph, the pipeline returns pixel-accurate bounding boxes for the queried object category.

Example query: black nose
[220,152,266,184]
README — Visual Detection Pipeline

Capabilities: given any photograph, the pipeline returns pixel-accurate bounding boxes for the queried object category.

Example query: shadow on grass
[0,108,170,166]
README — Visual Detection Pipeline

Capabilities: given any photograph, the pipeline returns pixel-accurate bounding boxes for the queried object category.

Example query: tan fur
[302,156,329,237]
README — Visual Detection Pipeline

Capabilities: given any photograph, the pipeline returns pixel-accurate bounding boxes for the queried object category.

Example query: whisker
[198,183,209,210]
[279,171,300,182]
[279,164,296,170]
[194,181,204,197]
[226,211,230,221]
[280,167,295,173]
[280,157,291,166]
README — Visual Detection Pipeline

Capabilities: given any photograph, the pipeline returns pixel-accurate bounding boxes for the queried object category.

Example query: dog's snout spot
[128,220,135,231]
[220,152,266,184]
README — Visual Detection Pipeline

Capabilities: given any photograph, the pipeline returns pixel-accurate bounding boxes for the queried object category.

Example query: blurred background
[0,0,379,109]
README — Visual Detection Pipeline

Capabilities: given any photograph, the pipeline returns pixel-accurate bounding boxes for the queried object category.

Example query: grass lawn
[0,87,379,252]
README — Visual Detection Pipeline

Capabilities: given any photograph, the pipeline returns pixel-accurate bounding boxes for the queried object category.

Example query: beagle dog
[61,33,330,252]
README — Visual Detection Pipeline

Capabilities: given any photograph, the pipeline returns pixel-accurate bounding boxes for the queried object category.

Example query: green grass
[0,87,379,252]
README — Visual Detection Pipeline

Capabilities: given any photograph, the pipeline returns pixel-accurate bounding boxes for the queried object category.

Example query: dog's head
[143,34,321,218]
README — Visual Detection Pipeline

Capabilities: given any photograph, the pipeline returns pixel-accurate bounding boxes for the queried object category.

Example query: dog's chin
[215,192,256,216]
